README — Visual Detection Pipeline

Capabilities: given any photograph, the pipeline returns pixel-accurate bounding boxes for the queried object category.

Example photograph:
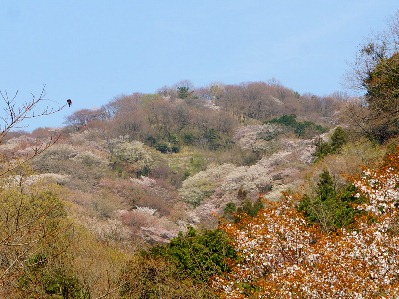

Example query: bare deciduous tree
[0,86,66,176]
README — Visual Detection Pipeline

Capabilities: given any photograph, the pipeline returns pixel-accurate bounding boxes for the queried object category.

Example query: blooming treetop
[213,149,399,298]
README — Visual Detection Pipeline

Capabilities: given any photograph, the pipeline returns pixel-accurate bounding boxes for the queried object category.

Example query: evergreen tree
[298,169,364,231]
[317,169,336,201]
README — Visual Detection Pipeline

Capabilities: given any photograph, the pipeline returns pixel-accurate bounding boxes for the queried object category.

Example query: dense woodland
[3,12,399,299]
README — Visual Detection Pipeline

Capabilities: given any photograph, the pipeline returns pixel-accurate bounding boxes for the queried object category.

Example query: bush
[33,144,109,190]
[203,128,232,151]
[314,126,348,160]
[237,198,264,217]
[19,254,86,299]
[0,179,89,298]
[119,255,217,299]
[179,164,236,207]
[111,139,154,177]
[297,169,365,231]
[147,226,237,283]
[183,132,196,145]
[223,188,264,222]
[155,143,169,153]
[154,143,180,154]
[268,114,326,137]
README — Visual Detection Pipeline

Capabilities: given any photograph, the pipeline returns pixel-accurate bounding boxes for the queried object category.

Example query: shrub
[314,126,348,160]
[147,226,237,283]
[183,132,196,145]
[268,114,326,137]
[179,164,236,207]
[111,139,154,177]
[297,169,365,231]
[33,144,109,190]
[18,254,86,299]
[0,179,88,298]
[223,188,264,222]
[330,126,348,152]
[237,198,264,218]
[119,255,217,299]
[154,143,180,154]
[155,143,169,153]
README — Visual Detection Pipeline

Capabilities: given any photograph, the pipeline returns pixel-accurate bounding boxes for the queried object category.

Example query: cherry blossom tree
[213,147,399,298]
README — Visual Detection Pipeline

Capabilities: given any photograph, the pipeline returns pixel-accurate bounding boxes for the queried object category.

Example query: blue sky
[1,0,398,130]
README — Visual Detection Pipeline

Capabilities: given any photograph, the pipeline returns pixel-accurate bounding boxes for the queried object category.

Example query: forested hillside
[2,12,399,299]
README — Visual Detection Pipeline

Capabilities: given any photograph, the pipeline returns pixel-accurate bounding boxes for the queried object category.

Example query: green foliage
[237,198,264,217]
[183,132,196,145]
[204,128,219,149]
[297,170,365,231]
[313,139,332,160]
[223,202,237,217]
[155,143,169,153]
[203,128,232,151]
[364,52,399,143]
[145,124,231,153]
[19,253,86,299]
[224,198,264,222]
[0,176,89,298]
[154,143,180,154]
[316,169,336,201]
[147,227,237,283]
[119,255,217,299]
[223,187,264,222]
[168,133,179,145]
[314,126,348,160]
[177,86,191,99]
[330,126,348,152]
[188,155,207,175]
[268,114,326,137]
[110,139,154,177]
[237,282,262,298]
[144,135,157,147]
[171,145,180,153]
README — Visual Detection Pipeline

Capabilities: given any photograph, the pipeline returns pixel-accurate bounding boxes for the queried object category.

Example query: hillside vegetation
[3,12,399,298]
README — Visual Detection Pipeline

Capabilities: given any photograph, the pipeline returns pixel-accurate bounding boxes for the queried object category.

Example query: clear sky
[1,0,399,130]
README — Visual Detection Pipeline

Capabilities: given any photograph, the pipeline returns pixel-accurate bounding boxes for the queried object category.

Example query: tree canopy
[349,12,399,143]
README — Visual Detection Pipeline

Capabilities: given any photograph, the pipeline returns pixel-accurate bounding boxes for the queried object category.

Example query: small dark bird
[67,99,72,107]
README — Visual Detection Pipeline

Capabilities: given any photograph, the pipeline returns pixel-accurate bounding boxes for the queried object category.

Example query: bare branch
[0,85,66,142]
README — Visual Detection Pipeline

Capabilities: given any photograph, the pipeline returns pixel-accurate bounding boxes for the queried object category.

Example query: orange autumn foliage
[213,148,399,298]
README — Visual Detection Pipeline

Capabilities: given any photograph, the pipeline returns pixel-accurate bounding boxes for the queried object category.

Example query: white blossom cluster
[117,207,181,243]
[84,217,131,243]
[112,140,153,164]
[39,143,78,159]
[0,135,38,151]
[234,124,284,152]
[130,176,157,187]
[111,139,154,174]
[354,167,399,215]
[213,155,399,298]
[71,150,108,168]
[203,100,221,111]
[179,163,236,206]
[183,137,315,226]
[134,206,157,216]
[230,203,312,281]
[69,129,106,149]
[3,173,70,187]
